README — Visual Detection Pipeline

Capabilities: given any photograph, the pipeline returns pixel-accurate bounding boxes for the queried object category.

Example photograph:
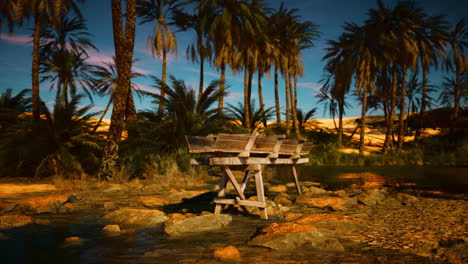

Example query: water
[2,166,465,263]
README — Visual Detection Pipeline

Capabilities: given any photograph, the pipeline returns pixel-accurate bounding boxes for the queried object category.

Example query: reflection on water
[265,166,468,194]
[1,166,466,263]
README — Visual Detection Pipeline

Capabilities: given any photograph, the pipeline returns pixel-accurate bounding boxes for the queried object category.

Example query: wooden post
[222,165,246,200]
[214,172,228,214]
[240,171,251,193]
[292,165,302,195]
[255,170,268,220]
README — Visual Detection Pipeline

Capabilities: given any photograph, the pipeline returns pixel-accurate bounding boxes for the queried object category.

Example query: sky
[0,0,467,119]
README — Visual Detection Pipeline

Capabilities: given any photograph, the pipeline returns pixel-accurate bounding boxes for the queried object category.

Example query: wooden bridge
[186,132,312,219]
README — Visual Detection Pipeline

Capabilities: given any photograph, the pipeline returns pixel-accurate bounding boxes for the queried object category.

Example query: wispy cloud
[297,82,322,92]
[183,66,219,78]
[86,50,153,75]
[0,34,32,46]
[135,47,178,64]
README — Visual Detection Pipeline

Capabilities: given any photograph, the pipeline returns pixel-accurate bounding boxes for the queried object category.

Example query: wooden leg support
[292,165,302,195]
[255,170,268,220]
[214,172,228,214]
[240,171,251,193]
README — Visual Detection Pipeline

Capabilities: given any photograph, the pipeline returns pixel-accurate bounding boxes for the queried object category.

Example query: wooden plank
[292,165,302,195]
[206,157,309,165]
[255,170,268,220]
[301,142,313,154]
[214,173,229,214]
[240,171,250,193]
[213,198,266,208]
[222,166,246,200]
[185,135,215,153]
[239,131,259,157]
[278,139,299,154]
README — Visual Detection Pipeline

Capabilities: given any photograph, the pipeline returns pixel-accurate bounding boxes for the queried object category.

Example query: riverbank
[0,176,466,263]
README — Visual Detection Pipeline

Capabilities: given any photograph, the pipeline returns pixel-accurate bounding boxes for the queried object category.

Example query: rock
[63,236,85,247]
[302,186,327,196]
[396,193,419,206]
[102,208,168,227]
[366,189,385,199]
[295,214,368,232]
[213,246,241,262]
[0,215,33,228]
[244,197,276,216]
[268,185,287,193]
[333,190,348,197]
[17,194,69,213]
[284,213,304,221]
[274,193,293,206]
[59,203,75,213]
[436,239,467,264]
[103,202,118,210]
[301,181,321,187]
[250,222,343,251]
[357,193,382,206]
[102,224,121,232]
[344,196,358,206]
[65,195,81,203]
[139,196,169,207]
[164,213,232,237]
[0,202,18,213]
[167,190,208,204]
[286,182,297,189]
[296,196,349,210]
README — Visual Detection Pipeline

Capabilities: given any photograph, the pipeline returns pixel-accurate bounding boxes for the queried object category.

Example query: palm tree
[439,72,468,109]
[226,99,274,131]
[446,18,468,122]
[98,0,137,180]
[0,0,18,32]
[137,0,181,116]
[143,75,225,145]
[89,58,143,132]
[415,14,448,138]
[0,88,31,130]
[39,15,97,106]
[15,0,84,123]
[296,107,317,131]
[173,2,212,101]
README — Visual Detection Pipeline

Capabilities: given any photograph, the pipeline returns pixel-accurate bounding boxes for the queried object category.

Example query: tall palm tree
[0,88,31,130]
[39,15,97,106]
[136,0,181,116]
[415,14,448,138]
[98,0,137,180]
[89,59,143,132]
[0,0,18,32]
[447,18,468,122]
[15,0,84,123]
[226,99,274,131]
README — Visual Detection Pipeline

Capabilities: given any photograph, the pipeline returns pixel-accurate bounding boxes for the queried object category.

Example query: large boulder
[250,222,343,251]
[302,186,327,196]
[139,196,169,207]
[213,246,241,262]
[296,196,350,210]
[294,214,368,233]
[0,215,33,229]
[102,208,168,227]
[164,213,232,237]
[396,193,419,206]
[17,194,69,213]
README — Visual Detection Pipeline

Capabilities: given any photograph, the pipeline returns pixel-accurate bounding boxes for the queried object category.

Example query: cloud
[135,47,178,64]
[297,82,322,92]
[134,83,158,93]
[86,50,153,75]
[0,34,32,46]
[183,66,219,78]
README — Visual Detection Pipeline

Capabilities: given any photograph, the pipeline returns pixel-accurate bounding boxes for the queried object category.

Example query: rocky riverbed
[0,178,466,263]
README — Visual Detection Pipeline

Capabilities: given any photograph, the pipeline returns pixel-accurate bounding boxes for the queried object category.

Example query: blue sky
[0,0,466,118]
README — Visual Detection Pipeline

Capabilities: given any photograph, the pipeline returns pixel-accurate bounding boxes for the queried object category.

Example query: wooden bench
[186,132,312,219]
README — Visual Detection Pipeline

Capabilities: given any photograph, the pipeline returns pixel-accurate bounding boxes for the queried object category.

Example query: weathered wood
[222,166,246,200]
[214,198,266,208]
[185,135,215,153]
[292,165,302,195]
[240,171,250,193]
[213,134,252,153]
[214,173,228,214]
[239,131,259,157]
[255,170,268,220]
[301,142,313,154]
[194,157,309,166]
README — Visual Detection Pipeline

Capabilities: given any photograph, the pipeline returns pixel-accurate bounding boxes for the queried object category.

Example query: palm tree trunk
[243,66,250,129]
[158,45,167,117]
[98,0,136,181]
[338,98,344,148]
[384,65,397,151]
[198,45,204,102]
[285,71,291,136]
[32,9,41,123]
[274,66,281,123]
[415,62,428,140]
[258,71,267,127]
[92,97,113,133]
[218,62,226,114]
[292,75,301,139]
[453,46,461,122]
[397,64,408,150]
[359,87,368,155]
[125,89,137,122]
